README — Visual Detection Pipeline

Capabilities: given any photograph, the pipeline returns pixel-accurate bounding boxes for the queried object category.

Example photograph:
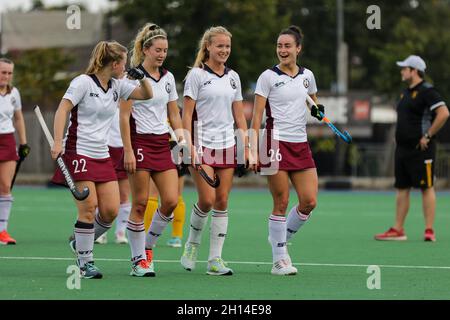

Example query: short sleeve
[168,73,179,102]
[63,75,89,106]
[119,78,138,100]
[307,71,318,95]
[183,68,201,100]
[424,88,446,111]
[232,72,243,102]
[11,88,22,111]
[254,71,271,98]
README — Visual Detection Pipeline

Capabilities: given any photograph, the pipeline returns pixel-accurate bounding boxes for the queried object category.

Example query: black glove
[169,140,178,150]
[18,144,31,160]
[127,68,145,80]
[177,163,189,177]
[311,104,325,121]
[236,164,247,177]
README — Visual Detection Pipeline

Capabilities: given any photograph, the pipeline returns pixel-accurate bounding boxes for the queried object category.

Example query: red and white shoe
[0,230,16,245]
[374,227,407,241]
[424,228,436,242]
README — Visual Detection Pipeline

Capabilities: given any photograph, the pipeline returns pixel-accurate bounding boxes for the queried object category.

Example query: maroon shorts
[132,133,176,172]
[0,133,19,162]
[198,145,237,169]
[52,152,117,185]
[108,146,127,180]
[260,138,316,172]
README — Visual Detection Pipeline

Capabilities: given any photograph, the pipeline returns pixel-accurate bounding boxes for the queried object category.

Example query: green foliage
[10,48,75,110]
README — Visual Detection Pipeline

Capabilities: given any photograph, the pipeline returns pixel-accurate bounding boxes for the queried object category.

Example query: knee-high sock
[187,203,208,245]
[94,210,112,240]
[209,209,228,260]
[0,195,13,232]
[115,202,131,235]
[269,214,289,263]
[145,208,174,249]
[127,220,146,264]
[172,196,186,238]
[144,197,158,232]
[74,220,95,268]
[286,205,311,241]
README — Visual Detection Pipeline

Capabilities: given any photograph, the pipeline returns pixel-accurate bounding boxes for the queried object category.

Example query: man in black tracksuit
[375,55,449,242]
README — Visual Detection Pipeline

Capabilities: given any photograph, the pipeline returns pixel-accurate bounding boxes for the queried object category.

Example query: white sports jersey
[129,66,178,135]
[63,74,136,158]
[255,65,317,143]
[0,87,21,134]
[107,108,122,148]
[184,65,243,149]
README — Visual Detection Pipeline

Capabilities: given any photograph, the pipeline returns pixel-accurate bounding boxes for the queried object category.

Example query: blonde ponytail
[85,41,127,74]
[130,23,167,67]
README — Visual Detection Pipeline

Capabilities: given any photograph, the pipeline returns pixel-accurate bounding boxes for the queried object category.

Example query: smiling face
[143,38,168,68]
[0,61,14,88]
[207,33,231,65]
[277,34,301,67]
[111,53,127,79]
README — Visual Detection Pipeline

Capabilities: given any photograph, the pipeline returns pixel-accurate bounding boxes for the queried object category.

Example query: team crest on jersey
[411,91,418,99]
[303,78,310,89]
[165,82,172,94]
[230,78,237,89]
[275,81,285,88]
[10,97,16,106]
[113,91,118,102]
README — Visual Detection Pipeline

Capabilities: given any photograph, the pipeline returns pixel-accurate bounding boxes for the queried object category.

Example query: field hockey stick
[168,126,220,188]
[34,106,90,201]
[10,158,23,190]
[305,95,352,144]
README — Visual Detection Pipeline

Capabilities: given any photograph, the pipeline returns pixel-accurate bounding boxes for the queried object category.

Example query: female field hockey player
[94,109,132,245]
[0,58,30,245]
[250,26,325,275]
[120,23,184,277]
[52,40,152,279]
[180,26,249,276]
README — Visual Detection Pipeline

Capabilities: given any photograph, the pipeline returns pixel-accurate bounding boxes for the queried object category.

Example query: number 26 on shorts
[268,148,282,162]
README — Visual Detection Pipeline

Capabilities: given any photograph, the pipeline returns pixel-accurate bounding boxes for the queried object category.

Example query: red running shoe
[0,230,16,245]
[374,227,407,241]
[424,228,436,242]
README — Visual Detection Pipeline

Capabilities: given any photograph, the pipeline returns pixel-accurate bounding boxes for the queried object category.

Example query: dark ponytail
[279,25,303,46]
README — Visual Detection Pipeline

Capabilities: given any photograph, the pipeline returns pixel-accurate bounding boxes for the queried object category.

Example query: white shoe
[271,258,297,276]
[95,233,108,244]
[180,242,199,271]
[207,257,233,276]
[115,231,128,244]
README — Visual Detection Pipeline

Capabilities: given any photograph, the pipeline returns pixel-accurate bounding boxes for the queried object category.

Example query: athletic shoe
[145,249,156,276]
[79,261,103,279]
[181,242,199,271]
[130,259,155,277]
[271,258,297,276]
[424,228,436,242]
[0,230,16,245]
[115,231,128,244]
[69,239,76,254]
[167,237,182,248]
[374,227,407,241]
[207,257,233,276]
[95,233,108,244]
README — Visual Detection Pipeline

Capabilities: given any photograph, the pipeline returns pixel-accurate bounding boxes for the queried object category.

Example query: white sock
[209,209,228,261]
[187,203,209,245]
[145,208,173,249]
[286,205,311,241]
[94,210,112,240]
[74,221,95,268]
[115,202,131,235]
[269,214,289,263]
[127,220,146,264]
[0,195,13,232]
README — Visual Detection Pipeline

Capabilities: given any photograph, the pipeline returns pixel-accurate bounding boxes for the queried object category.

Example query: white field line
[1,256,450,270]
